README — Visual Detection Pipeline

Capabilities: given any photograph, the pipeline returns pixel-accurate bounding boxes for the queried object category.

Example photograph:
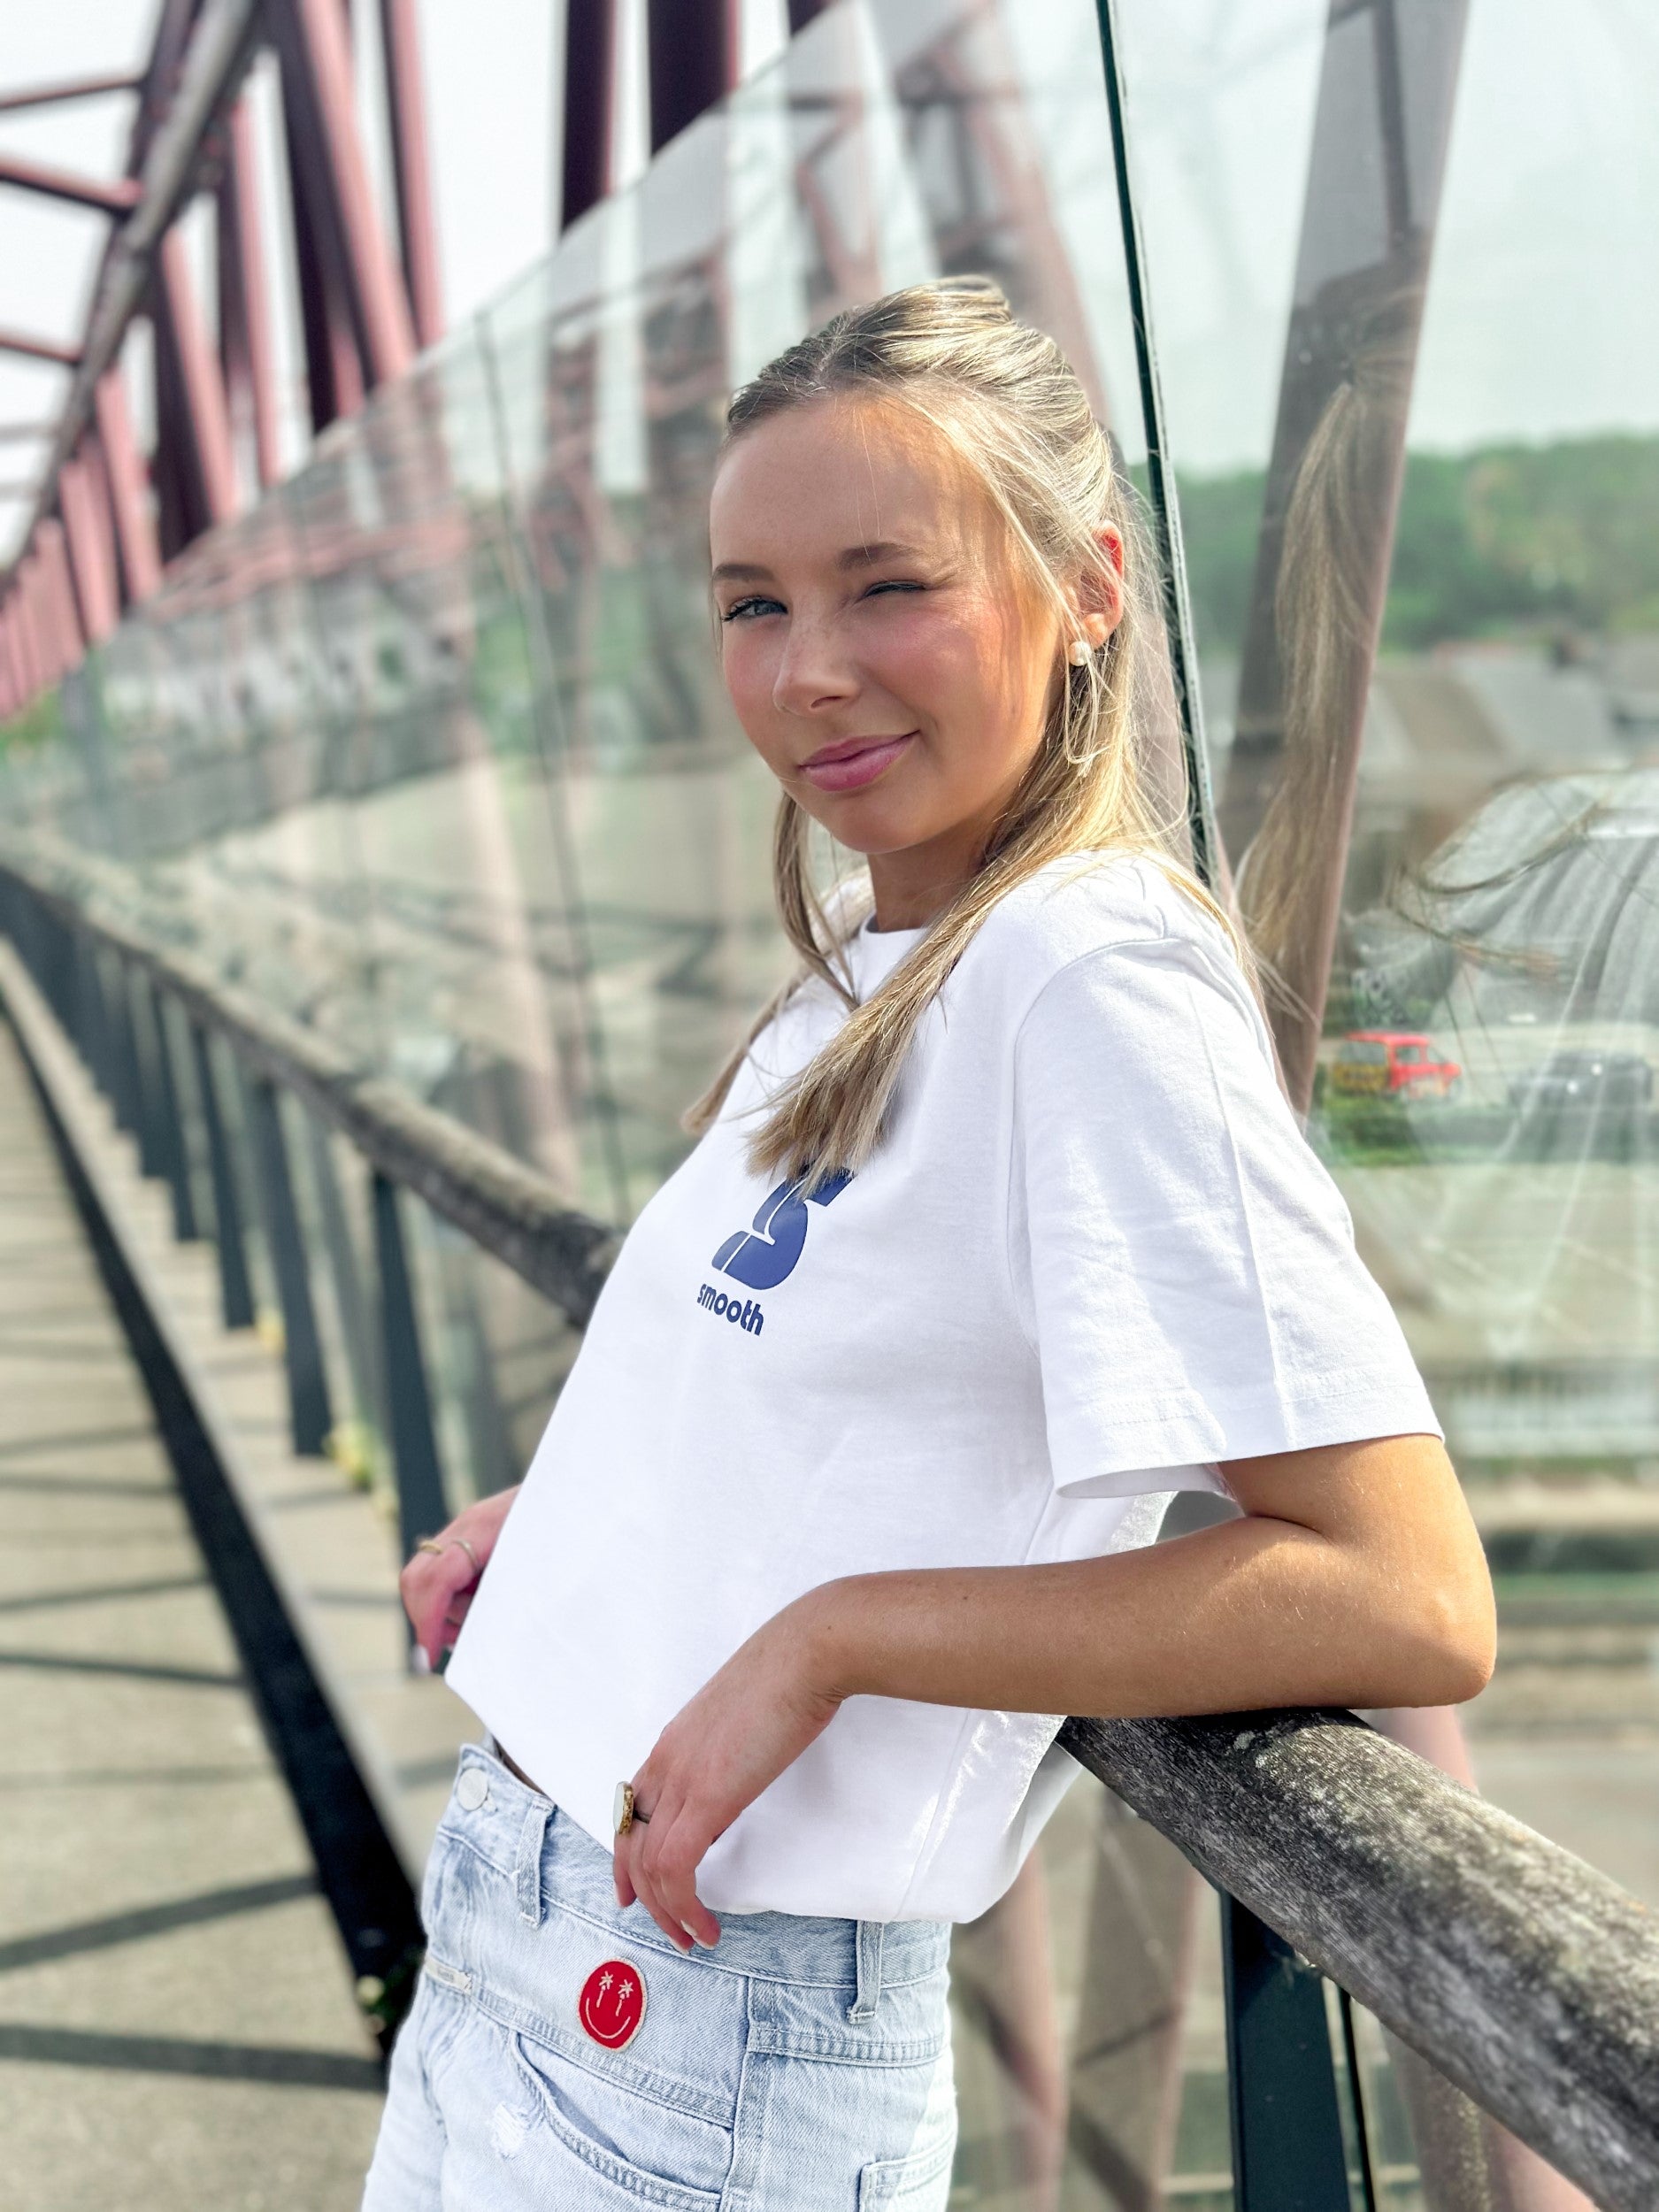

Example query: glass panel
[1123,2,1655,2203]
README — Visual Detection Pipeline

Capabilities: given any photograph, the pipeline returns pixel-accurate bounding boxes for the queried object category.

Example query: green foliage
[0,687,64,757]
[1178,432,1659,658]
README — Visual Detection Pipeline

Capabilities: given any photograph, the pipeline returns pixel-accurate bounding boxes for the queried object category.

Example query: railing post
[145,983,200,1240]
[190,1025,256,1331]
[248,1072,334,1455]
[1221,1892,1353,2210]
[73,931,111,1094]
[372,1171,448,1573]
[103,954,145,1139]
[128,971,171,1181]
[304,1112,385,1439]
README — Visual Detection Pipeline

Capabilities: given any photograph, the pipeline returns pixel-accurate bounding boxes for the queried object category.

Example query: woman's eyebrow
[837,539,923,570]
[710,559,774,585]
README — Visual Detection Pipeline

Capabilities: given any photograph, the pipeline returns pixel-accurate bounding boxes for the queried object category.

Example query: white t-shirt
[448,853,1440,1923]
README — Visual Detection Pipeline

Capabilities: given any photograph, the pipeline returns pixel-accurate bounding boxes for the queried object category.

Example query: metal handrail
[0,841,619,1322]
[3,841,1656,2208]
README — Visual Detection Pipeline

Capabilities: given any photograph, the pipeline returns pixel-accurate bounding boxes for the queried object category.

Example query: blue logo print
[710,1168,851,1291]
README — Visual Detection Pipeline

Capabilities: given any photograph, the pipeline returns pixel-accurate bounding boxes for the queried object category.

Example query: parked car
[1329,1031,1463,1100]
[1507,1052,1654,1110]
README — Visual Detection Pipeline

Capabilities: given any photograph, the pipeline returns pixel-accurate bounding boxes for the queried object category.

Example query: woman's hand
[614,1592,847,1952]
[399,1484,521,1671]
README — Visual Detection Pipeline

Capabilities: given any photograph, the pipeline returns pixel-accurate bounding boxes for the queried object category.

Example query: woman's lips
[798,733,916,794]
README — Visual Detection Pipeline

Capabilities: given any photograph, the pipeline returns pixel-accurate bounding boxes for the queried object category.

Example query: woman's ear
[1073,525,1125,649]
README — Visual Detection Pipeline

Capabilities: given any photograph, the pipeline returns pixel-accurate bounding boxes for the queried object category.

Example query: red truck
[1330,1031,1463,1101]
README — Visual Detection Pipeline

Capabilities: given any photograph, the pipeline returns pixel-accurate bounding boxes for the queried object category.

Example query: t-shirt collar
[843,912,930,998]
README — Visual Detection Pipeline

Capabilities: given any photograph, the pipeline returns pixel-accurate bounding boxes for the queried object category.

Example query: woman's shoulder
[968,849,1238,1001]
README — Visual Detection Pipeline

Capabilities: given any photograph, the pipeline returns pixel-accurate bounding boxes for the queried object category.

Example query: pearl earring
[1068,637,1094,666]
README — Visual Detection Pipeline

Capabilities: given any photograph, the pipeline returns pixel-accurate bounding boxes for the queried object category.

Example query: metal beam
[648,0,737,155]
[154,227,239,531]
[561,0,617,230]
[0,72,143,116]
[0,330,81,369]
[0,153,142,218]
[378,0,444,348]
[93,368,162,603]
[218,96,280,489]
[274,35,365,434]
[36,520,83,674]
[4,0,262,588]
[280,0,416,386]
[58,451,120,644]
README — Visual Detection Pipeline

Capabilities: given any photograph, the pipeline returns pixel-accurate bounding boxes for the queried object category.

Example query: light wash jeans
[363,1744,957,2210]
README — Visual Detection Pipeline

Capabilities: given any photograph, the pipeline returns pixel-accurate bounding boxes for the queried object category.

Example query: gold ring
[416,1539,446,1556]
[452,1536,481,1574]
[613,1781,650,1837]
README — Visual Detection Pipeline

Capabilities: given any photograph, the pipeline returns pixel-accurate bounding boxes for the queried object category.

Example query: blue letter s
[711,1169,850,1291]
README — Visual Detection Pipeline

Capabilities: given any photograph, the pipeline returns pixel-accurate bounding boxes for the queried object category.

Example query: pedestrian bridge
[2,0,1657,2206]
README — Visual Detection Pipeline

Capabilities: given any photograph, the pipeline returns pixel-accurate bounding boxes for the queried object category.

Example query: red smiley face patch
[578,1958,647,2049]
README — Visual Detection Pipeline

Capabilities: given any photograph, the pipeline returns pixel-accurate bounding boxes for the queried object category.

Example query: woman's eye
[864,580,923,600]
[721,595,784,622]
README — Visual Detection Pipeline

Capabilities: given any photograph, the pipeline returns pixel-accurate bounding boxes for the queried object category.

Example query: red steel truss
[0,0,439,719]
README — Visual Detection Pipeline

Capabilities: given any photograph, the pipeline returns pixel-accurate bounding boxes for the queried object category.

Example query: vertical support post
[249,1074,334,1455]
[104,955,145,1138]
[58,451,121,644]
[373,1171,449,1568]
[191,1025,256,1330]
[304,1112,385,1438]
[377,0,443,348]
[560,0,618,230]
[1221,1893,1351,2210]
[146,985,201,1240]
[647,0,737,155]
[95,366,163,603]
[219,96,282,492]
[37,518,85,676]
[280,0,417,387]
[154,226,240,533]
[75,934,113,1096]
[127,969,170,1179]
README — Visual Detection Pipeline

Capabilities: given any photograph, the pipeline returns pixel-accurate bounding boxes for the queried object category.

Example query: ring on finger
[614,1780,652,1837]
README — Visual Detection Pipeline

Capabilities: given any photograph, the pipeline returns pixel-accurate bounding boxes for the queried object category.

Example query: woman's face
[710,397,1115,926]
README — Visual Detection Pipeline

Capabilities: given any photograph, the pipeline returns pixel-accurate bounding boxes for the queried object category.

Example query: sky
[0,0,1653,563]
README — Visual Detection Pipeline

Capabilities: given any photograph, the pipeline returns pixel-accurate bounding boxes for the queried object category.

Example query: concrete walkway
[0,1018,382,2211]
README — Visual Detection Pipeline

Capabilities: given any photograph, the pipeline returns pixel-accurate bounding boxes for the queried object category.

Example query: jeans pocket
[509,2028,730,2210]
[858,2127,956,2211]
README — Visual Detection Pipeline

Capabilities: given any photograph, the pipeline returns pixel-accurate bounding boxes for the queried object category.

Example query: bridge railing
[2,845,1654,2212]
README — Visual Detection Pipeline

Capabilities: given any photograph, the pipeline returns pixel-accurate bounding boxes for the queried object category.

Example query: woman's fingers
[398,1547,480,1668]
[620,1793,721,1952]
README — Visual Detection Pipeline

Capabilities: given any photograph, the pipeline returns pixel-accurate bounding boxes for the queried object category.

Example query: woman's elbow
[1400,1559,1497,1708]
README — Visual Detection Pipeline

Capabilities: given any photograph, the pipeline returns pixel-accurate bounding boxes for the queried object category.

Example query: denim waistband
[438,1742,951,2004]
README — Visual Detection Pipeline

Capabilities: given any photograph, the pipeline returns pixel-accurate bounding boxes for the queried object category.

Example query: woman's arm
[615,1432,1494,1950]
[817,1432,1494,1717]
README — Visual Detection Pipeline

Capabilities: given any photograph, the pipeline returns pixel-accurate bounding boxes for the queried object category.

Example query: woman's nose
[772,619,857,719]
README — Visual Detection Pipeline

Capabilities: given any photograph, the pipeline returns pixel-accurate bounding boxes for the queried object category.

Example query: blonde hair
[688,277,1237,1181]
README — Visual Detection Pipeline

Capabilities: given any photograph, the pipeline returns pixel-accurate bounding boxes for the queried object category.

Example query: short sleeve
[1009,927,1441,1498]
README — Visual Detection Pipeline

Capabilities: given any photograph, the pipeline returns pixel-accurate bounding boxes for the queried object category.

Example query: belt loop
[848,1920,886,2023]
[515,1799,552,1928]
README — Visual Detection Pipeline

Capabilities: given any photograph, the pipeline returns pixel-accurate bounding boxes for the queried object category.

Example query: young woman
[365,279,1494,2212]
